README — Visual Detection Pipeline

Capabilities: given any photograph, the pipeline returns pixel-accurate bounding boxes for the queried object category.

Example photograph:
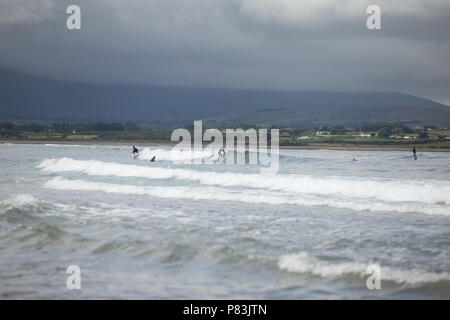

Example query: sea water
[0,143,449,299]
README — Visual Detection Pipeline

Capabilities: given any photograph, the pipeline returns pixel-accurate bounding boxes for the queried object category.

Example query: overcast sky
[1,0,449,105]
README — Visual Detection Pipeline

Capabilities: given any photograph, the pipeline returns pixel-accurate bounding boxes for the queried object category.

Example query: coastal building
[358,132,371,137]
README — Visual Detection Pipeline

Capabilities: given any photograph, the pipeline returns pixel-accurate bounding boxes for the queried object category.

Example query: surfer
[132,146,139,157]
[352,158,358,162]
[413,145,417,160]
[218,148,226,161]
[150,156,156,162]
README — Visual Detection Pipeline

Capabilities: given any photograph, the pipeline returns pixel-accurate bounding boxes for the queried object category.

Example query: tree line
[0,121,171,141]
[0,120,447,141]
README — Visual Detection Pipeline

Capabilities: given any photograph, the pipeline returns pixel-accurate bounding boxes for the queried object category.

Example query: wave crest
[43,177,450,216]
[37,158,450,215]
[0,195,41,211]
[278,252,450,285]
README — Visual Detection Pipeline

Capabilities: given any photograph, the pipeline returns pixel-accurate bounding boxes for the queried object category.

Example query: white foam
[44,144,83,147]
[278,252,450,285]
[138,148,217,162]
[38,158,450,208]
[0,194,41,210]
[43,177,450,216]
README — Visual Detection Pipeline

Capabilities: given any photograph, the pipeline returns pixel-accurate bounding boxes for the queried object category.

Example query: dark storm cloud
[0,0,449,104]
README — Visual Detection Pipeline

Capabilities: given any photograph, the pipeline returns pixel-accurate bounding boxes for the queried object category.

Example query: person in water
[150,156,156,162]
[413,145,417,160]
[218,148,226,161]
[132,146,139,156]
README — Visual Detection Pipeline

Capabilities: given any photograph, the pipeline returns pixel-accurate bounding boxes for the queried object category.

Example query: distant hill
[1,67,449,128]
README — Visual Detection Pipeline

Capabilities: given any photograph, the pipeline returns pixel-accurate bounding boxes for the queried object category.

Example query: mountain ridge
[1,67,449,128]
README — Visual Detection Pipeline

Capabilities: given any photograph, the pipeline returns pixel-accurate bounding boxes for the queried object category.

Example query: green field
[65,135,99,140]
[2,121,450,149]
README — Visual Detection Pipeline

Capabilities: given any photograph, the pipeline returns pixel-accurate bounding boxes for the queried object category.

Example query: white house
[358,132,371,137]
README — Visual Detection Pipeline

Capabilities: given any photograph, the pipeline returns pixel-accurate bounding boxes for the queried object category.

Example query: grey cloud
[0,0,449,104]
[0,0,57,25]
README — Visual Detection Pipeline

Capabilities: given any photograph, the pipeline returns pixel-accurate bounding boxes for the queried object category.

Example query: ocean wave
[0,195,57,224]
[0,220,81,252]
[38,158,450,208]
[44,143,83,147]
[278,252,450,285]
[0,195,42,211]
[138,148,217,162]
[138,147,279,162]
[0,194,81,220]
[43,177,450,216]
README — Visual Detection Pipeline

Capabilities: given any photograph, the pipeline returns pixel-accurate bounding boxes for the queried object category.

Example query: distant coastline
[3,139,450,152]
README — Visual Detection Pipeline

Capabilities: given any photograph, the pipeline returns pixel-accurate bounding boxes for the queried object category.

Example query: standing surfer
[218,148,226,162]
[413,145,417,160]
[132,146,139,158]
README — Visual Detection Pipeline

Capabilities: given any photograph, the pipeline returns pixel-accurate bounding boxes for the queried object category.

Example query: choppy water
[0,143,449,299]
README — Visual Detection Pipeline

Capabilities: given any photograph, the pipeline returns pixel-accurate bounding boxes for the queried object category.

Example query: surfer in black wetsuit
[413,145,417,160]
[132,146,139,156]
[150,156,156,162]
[218,148,226,161]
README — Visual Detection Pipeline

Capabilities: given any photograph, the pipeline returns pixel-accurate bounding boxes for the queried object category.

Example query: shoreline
[2,139,450,152]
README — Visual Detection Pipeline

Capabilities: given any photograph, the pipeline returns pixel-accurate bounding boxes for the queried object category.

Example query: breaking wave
[38,158,450,211]
[0,195,54,224]
[138,148,217,162]
[43,177,450,216]
[278,252,450,285]
[0,195,43,211]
